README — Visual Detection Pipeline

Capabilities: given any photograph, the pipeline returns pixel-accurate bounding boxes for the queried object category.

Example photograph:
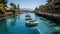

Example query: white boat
[26,17,32,20]
[26,14,30,17]
[26,20,38,26]
[26,14,32,20]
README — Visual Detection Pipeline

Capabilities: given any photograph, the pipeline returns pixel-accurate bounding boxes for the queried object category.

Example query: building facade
[48,0,60,13]
[54,0,60,13]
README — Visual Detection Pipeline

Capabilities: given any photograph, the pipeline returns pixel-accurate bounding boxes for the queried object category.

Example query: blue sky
[7,0,47,9]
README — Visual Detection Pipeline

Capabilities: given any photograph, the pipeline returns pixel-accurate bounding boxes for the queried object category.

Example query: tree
[10,3,16,9]
[10,2,17,14]
[39,5,47,12]
[47,3,54,9]
[0,4,5,14]
[35,7,39,11]
[0,0,8,7]
[46,3,54,12]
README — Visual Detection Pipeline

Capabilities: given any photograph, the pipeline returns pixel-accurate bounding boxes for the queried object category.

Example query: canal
[0,12,59,34]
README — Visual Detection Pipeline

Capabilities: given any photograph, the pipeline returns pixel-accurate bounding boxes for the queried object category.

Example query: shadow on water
[0,19,9,34]
[10,16,17,27]
[36,14,60,25]
[25,23,38,27]
[52,31,60,34]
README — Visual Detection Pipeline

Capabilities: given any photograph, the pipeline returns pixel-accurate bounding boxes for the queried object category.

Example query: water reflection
[11,16,17,27]
[52,31,60,34]
[0,13,60,34]
[0,19,9,34]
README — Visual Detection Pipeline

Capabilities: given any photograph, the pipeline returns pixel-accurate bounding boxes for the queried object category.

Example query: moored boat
[26,14,30,17]
[26,20,38,26]
[26,14,32,20]
[26,17,32,20]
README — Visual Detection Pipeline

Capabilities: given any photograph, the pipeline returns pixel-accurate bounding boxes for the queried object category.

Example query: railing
[55,5,60,8]
[54,0,60,3]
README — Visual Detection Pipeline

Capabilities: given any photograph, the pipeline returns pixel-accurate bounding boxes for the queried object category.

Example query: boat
[25,14,32,20]
[26,20,38,26]
[26,14,30,17]
[26,17,32,20]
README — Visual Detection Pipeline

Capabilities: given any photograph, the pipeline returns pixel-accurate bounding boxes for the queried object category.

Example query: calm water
[0,12,58,34]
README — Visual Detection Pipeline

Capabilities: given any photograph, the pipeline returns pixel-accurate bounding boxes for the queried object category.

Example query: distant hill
[21,8,34,11]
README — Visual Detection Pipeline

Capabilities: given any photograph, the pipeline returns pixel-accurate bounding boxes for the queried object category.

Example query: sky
[7,0,47,9]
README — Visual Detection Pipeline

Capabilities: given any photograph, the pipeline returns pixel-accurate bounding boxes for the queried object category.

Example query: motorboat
[26,14,32,20]
[25,14,38,27]
[26,14,30,17]
[26,17,32,20]
[26,20,38,26]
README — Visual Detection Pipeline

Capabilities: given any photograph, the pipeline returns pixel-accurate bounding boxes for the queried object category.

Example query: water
[0,12,59,34]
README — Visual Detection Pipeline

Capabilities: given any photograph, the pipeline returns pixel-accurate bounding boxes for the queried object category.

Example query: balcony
[55,5,60,8]
[54,2,60,5]
[54,0,60,3]
[54,7,60,9]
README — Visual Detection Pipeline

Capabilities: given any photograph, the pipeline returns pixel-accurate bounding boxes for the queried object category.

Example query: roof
[5,7,11,10]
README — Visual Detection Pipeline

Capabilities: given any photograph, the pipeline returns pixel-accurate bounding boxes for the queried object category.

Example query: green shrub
[0,4,5,14]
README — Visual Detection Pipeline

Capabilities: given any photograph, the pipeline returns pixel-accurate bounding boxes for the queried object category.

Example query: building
[54,0,60,13]
[48,0,60,13]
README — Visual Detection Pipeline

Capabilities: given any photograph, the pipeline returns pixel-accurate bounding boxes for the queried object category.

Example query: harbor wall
[35,12,60,24]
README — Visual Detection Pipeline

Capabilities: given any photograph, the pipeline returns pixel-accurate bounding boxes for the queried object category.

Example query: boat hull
[25,17,32,20]
[26,23,38,27]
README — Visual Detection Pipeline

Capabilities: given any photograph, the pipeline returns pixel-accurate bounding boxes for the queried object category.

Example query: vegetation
[0,4,5,14]
[10,2,20,14]
[35,2,54,13]
[10,3,16,9]
[0,0,8,14]
[35,7,39,11]
[39,5,47,11]
[0,0,8,7]
[0,0,20,15]
[46,3,54,10]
